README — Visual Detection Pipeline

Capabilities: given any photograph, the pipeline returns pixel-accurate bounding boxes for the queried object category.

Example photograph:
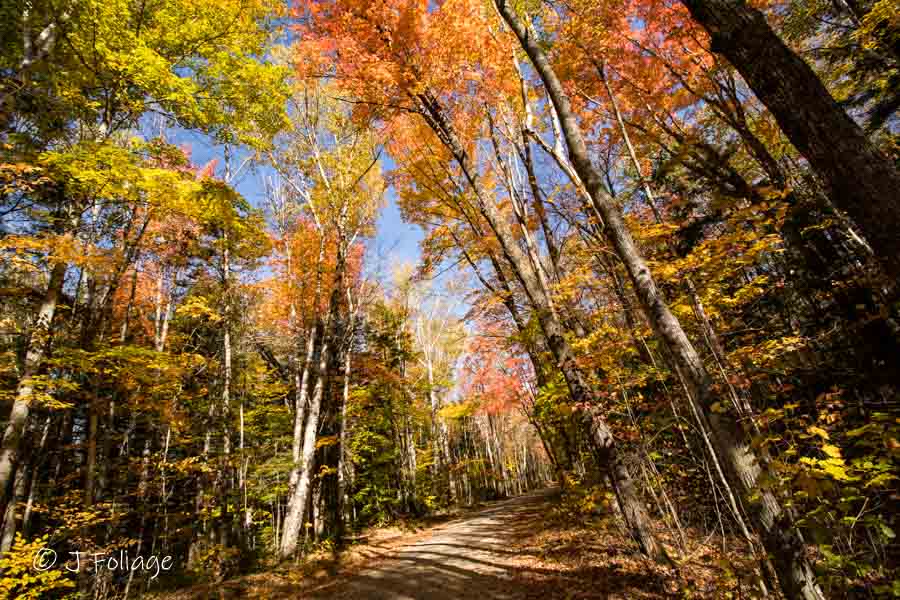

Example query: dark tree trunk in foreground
[680,0,900,280]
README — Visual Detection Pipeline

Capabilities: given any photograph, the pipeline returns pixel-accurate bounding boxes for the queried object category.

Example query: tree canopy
[0,0,897,598]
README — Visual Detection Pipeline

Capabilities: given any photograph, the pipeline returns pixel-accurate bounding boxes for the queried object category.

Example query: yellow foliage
[0,535,75,600]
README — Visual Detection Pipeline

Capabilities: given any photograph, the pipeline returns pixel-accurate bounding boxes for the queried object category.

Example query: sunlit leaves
[46,0,288,139]
[0,535,76,599]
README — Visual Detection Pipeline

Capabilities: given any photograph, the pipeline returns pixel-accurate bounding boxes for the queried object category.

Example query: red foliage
[459,321,533,415]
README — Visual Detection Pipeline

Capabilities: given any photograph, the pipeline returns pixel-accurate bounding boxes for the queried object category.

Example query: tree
[1,0,898,596]
[679,0,900,280]
[496,2,827,596]
[271,81,385,559]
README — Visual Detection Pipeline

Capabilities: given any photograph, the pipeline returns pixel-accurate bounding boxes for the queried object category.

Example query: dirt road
[159,488,700,599]
[307,489,557,599]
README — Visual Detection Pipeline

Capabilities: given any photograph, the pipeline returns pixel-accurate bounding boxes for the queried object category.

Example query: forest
[0,0,898,598]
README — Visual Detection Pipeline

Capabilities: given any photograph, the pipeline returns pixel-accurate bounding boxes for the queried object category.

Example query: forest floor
[154,488,761,599]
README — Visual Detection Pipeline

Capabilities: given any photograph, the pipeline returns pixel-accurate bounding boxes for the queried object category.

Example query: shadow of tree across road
[151,490,681,600]
[299,489,676,599]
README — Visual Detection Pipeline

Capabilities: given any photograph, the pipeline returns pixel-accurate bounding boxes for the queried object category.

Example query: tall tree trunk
[120,267,139,343]
[219,237,233,553]
[497,3,824,597]
[290,234,327,490]
[280,240,346,558]
[426,359,451,503]
[403,410,417,511]
[21,416,51,539]
[416,90,667,563]
[441,422,456,502]
[0,261,66,512]
[337,342,352,535]
[0,452,29,552]
[680,0,900,280]
[280,364,326,558]
[84,391,99,506]
[601,64,755,421]
[123,438,151,599]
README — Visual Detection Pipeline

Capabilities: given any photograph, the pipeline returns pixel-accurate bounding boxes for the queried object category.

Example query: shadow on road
[290,489,674,599]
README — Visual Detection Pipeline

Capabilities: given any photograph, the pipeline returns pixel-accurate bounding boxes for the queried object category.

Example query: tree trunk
[0,261,66,512]
[337,342,352,534]
[280,240,346,558]
[84,392,99,506]
[120,268,139,343]
[0,454,28,552]
[426,359,452,503]
[22,416,51,539]
[219,239,233,555]
[497,3,825,597]
[280,364,326,558]
[123,438,151,598]
[416,89,667,563]
[290,234,327,490]
[680,0,900,280]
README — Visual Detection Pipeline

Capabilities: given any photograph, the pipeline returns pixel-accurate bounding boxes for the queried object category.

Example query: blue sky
[374,188,424,264]
[171,127,424,272]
